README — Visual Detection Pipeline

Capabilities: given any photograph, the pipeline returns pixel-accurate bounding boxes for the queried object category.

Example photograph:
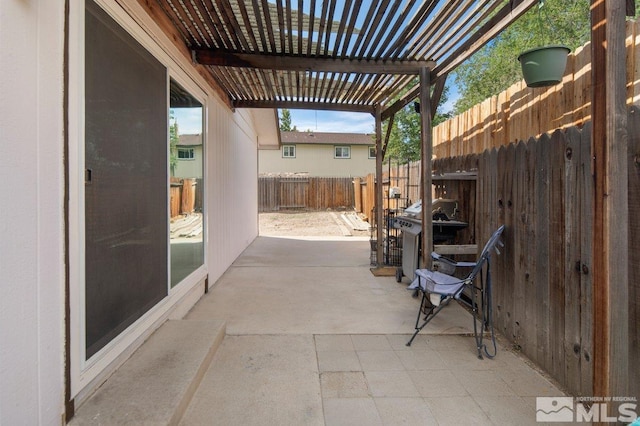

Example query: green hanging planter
[518,45,570,88]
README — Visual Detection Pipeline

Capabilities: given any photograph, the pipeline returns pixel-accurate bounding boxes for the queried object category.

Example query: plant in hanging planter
[518,0,571,88]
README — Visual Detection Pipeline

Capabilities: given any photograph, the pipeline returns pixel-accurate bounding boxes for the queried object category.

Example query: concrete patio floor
[181,236,567,425]
[73,235,569,425]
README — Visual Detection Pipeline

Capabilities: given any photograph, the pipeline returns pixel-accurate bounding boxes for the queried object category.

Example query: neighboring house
[174,133,203,178]
[259,131,375,177]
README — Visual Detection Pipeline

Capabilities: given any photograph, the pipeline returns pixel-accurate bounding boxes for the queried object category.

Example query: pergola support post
[591,0,629,405]
[375,106,384,267]
[419,67,433,269]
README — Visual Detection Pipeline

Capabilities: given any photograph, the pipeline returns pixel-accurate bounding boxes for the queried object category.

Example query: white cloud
[172,107,203,135]
[290,110,374,133]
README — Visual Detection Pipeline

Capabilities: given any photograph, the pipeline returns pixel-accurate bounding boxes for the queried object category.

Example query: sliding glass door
[84,1,168,358]
[169,80,205,287]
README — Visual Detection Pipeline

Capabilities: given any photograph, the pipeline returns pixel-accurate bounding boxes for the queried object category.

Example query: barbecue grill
[392,199,469,283]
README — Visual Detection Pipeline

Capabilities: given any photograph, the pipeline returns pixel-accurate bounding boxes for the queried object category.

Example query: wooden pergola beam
[375,106,384,267]
[380,75,447,122]
[193,48,435,75]
[232,99,375,113]
[381,115,395,160]
[381,86,419,122]
[419,67,433,269]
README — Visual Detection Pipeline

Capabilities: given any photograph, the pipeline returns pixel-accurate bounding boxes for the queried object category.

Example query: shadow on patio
[72,236,567,425]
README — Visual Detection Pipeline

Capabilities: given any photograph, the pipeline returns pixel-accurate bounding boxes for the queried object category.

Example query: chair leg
[472,262,497,359]
[407,291,430,346]
[406,293,452,346]
[471,279,483,359]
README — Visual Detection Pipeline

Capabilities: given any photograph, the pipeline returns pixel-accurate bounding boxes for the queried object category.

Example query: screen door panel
[85,2,168,358]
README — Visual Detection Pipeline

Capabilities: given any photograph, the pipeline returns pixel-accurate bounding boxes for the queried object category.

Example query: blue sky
[173,91,459,135]
[171,0,464,135]
[172,107,203,135]
[284,82,459,134]
[287,110,374,133]
[172,82,459,135]
[168,0,466,135]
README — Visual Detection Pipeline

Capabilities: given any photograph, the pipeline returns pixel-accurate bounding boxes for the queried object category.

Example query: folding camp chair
[406,225,505,359]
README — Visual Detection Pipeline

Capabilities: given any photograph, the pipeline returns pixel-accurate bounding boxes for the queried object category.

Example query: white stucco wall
[259,144,375,177]
[0,0,66,424]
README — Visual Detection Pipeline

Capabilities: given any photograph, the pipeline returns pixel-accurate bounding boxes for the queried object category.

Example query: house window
[368,146,376,159]
[334,146,351,159]
[178,147,195,160]
[283,145,296,158]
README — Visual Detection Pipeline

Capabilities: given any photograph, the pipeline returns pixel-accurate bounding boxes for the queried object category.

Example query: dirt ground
[259,211,371,237]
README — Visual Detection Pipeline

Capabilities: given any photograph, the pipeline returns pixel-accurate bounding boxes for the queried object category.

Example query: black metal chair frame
[406,225,505,360]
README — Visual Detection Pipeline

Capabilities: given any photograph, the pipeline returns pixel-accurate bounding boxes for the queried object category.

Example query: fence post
[353,177,362,213]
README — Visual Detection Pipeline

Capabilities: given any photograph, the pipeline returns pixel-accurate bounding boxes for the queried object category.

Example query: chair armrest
[431,252,476,268]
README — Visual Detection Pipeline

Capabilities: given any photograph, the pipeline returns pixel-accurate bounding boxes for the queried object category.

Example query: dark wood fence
[258,176,356,212]
[434,109,640,399]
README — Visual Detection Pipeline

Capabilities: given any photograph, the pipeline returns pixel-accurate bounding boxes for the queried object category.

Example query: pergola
[138,0,630,402]
[145,0,538,267]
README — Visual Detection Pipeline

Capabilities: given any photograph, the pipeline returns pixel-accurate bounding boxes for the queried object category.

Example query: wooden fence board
[512,141,527,349]
[579,122,594,397]
[564,126,583,395]
[258,177,355,212]
[353,177,362,213]
[500,145,516,340]
[259,176,279,211]
[523,137,538,362]
[627,107,640,400]
[279,179,308,209]
[549,129,567,386]
[506,144,516,340]
[534,133,551,373]
[363,173,376,221]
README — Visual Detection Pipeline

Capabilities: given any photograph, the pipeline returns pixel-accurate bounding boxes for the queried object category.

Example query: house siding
[174,146,204,178]
[0,0,260,421]
[207,104,259,281]
[0,0,66,424]
[259,143,374,177]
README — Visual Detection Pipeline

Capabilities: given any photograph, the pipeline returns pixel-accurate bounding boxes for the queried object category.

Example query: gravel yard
[259,211,370,237]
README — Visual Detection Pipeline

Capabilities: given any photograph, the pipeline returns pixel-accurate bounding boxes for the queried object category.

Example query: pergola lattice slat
[155,0,538,111]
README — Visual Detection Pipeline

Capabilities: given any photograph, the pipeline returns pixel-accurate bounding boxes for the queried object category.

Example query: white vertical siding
[64,0,261,403]
[206,105,259,282]
[0,0,65,424]
[0,0,261,420]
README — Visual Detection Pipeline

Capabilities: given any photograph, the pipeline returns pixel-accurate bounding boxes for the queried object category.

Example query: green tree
[383,84,451,163]
[169,110,179,176]
[453,0,591,113]
[279,108,293,131]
